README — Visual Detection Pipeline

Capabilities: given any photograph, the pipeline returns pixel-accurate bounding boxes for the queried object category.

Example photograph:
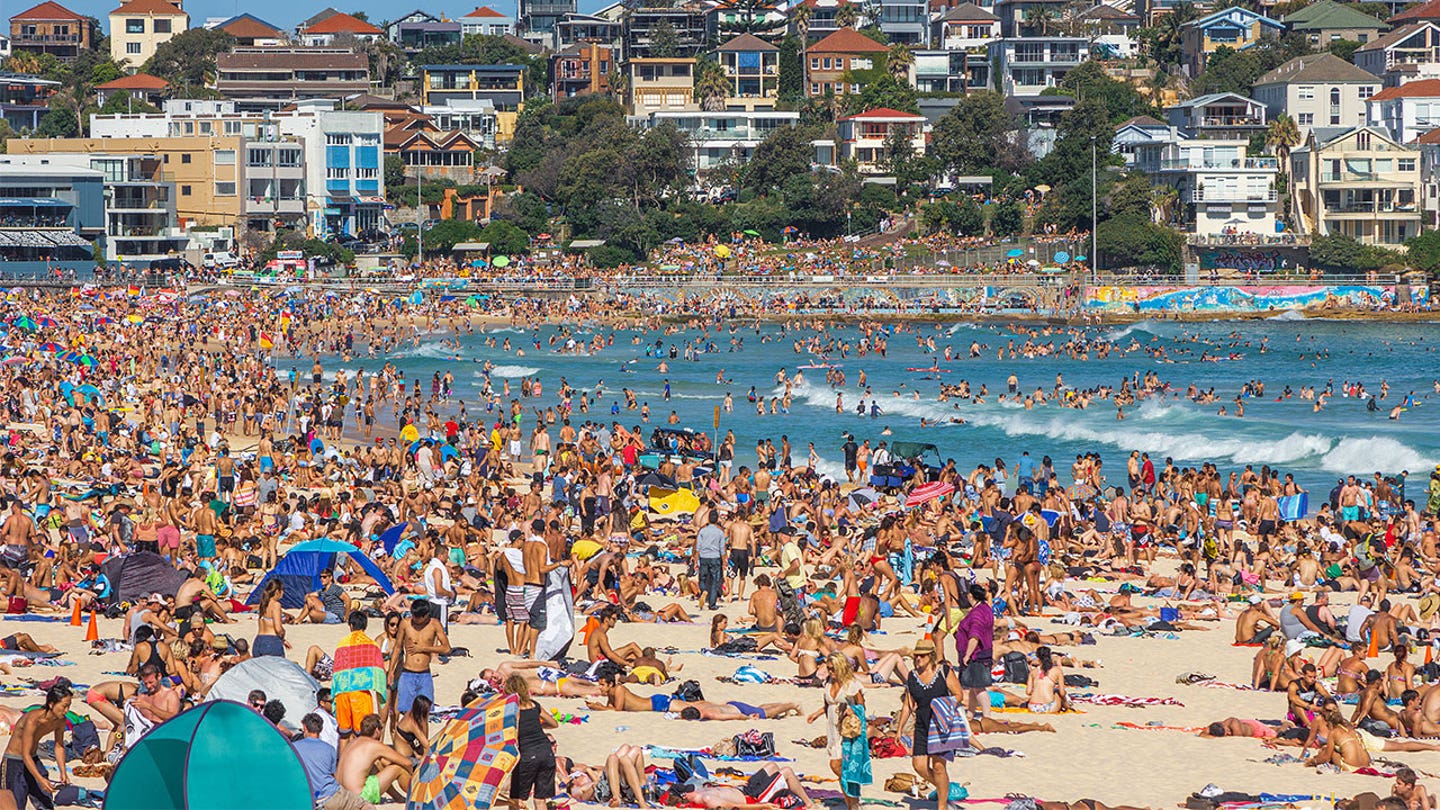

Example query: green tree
[648,20,681,57]
[479,220,531,254]
[143,28,236,87]
[992,199,1023,237]
[777,35,804,103]
[384,155,407,189]
[1193,46,1263,96]
[37,107,78,138]
[1328,39,1362,61]
[835,3,860,28]
[695,57,730,112]
[930,91,1024,175]
[1035,96,1114,229]
[846,73,917,114]
[1096,214,1183,271]
[98,91,159,115]
[1054,61,1158,124]
[955,197,983,235]
[495,191,550,234]
[885,43,913,82]
[746,123,819,193]
[1405,230,1440,273]
[1107,173,1155,219]
[419,219,484,255]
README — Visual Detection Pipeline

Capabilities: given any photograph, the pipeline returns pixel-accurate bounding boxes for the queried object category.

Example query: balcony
[15,33,82,43]
[1198,115,1264,128]
[246,198,306,214]
[1189,186,1277,203]
[1318,172,1415,185]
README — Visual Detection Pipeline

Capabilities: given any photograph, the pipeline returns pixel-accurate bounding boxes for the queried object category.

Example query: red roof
[220,15,283,38]
[844,107,925,119]
[304,11,383,34]
[11,1,85,21]
[464,6,506,17]
[110,0,185,15]
[1414,128,1440,144]
[1390,0,1440,25]
[1369,78,1440,101]
[808,27,888,53]
[97,72,170,90]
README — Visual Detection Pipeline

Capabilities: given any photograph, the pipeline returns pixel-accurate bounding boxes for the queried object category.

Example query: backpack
[1002,651,1030,684]
[775,580,805,627]
[672,679,704,702]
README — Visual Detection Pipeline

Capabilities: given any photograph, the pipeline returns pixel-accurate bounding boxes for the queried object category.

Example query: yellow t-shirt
[781,540,805,590]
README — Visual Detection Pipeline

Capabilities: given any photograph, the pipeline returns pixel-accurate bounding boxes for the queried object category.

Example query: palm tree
[835,2,860,29]
[695,58,731,111]
[1267,113,1301,217]
[792,2,812,41]
[885,43,913,83]
[1022,5,1058,35]
[720,0,787,36]
[6,52,43,75]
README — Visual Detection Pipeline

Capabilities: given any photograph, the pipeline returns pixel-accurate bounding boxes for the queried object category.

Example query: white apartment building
[1132,131,1280,236]
[1251,53,1378,140]
[1366,78,1440,143]
[90,99,385,237]
[987,37,1088,96]
[1291,125,1422,245]
[647,110,800,172]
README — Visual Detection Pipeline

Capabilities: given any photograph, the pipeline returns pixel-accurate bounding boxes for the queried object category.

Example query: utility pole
[1091,140,1098,283]
[416,165,423,265]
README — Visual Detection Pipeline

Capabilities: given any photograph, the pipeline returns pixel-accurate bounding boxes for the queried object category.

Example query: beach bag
[776,580,806,627]
[1002,651,1029,684]
[884,773,919,794]
[925,696,971,754]
[838,702,862,739]
[673,679,704,702]
[732,665,770,683]
[715,637,758,654]
[733,730,775,758]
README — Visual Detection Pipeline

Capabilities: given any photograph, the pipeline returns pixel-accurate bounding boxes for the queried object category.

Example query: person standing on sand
[388,600,450,715]
[893,640,964,810]
[2,682,71,810]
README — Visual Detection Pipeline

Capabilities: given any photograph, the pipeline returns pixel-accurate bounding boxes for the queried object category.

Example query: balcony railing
[15,33,81,43]
[1319,172,1414,184]
[1324,202,1420,213]
[1190,186,1277,202]
[1160,157,1275,170]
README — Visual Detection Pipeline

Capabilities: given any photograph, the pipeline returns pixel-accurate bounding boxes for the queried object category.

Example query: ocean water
[326,317,1440,495]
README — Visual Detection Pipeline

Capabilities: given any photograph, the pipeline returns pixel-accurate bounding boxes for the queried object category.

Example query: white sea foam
[485,365,541,377]
[1267,310,1307,321]
[1320,436,1433,474]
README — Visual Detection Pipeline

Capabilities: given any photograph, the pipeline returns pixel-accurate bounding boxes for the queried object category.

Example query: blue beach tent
[245,539,395,609]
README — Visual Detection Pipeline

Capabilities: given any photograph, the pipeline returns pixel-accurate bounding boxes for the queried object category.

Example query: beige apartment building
[11,134,243,228]
[109,0,188,68]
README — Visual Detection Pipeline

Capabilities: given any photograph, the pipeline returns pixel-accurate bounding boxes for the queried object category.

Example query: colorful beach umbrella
[905,480,955,509]
[492,255,510,268]
[35,316,57,328]
[75,353,96,367]
[10,316,36,331]
[37,342,61,353]
[743,229,761,237]
[407,693,519,810]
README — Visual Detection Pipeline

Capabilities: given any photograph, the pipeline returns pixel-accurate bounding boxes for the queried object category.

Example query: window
[1298,86,1315,101]
[810,82,820,94]
[326,134,352,146]
[810,57,819,70]
[326,167,350,179]
[851,83,860,93]
[215,182,236,196]
[181,153,191,163]
[181,185,191,196]
[822,57,833,69]
[214,150,235,165]
[1298,112,1314,125]
[1401,158,1417,172]
[154,19,170,33]
[126,42,142,53]
[224,121,241,135]
[1360,86,1375,99]
[126,18,144,33]
[198,122,212,134]
[852,57,872,70]
[1357,131,1371,150]
[248,148,272,167]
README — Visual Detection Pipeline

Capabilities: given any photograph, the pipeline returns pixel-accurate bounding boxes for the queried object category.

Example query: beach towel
[926,697,971,754]
[1195,680,1261,692]
[840,704,872,798]
[535,567,576,662]
[1114,721,1205,733]
[332,630,386,700]
[1069,694,1183,707]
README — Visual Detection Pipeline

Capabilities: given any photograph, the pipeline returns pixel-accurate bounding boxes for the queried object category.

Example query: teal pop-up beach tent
[105,699,313,809]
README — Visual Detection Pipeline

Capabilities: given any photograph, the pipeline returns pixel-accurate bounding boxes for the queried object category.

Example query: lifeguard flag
[258,332,275,350]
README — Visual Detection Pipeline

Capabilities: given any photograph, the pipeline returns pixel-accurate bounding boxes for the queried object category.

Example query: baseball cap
[148,592,164,604]
[1248,594,1262,605]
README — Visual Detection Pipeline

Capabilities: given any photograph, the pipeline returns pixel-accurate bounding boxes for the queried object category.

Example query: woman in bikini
[394,694,431,759]
[790,618,833,682]
[1386,644,1417,699]
[1024,646,1066,714]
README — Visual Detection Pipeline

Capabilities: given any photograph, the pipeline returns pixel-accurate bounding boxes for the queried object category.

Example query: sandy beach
[7,557,1427,808]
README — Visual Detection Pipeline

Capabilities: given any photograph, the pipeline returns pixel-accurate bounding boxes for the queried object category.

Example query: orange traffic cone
[84,609,98,642]
[1426,645,1433,666]
[70,599,82,627]
[1367,630,1380,659]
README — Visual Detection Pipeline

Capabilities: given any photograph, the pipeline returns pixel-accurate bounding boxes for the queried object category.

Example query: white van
[203,251,239,270]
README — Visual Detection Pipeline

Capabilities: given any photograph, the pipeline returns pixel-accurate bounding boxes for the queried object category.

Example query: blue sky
[50,0,608,35]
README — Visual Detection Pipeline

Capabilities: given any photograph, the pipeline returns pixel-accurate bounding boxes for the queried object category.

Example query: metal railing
[1186,233,1310,246]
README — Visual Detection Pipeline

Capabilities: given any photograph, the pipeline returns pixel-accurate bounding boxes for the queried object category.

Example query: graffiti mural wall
[1084,285,1430,313]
